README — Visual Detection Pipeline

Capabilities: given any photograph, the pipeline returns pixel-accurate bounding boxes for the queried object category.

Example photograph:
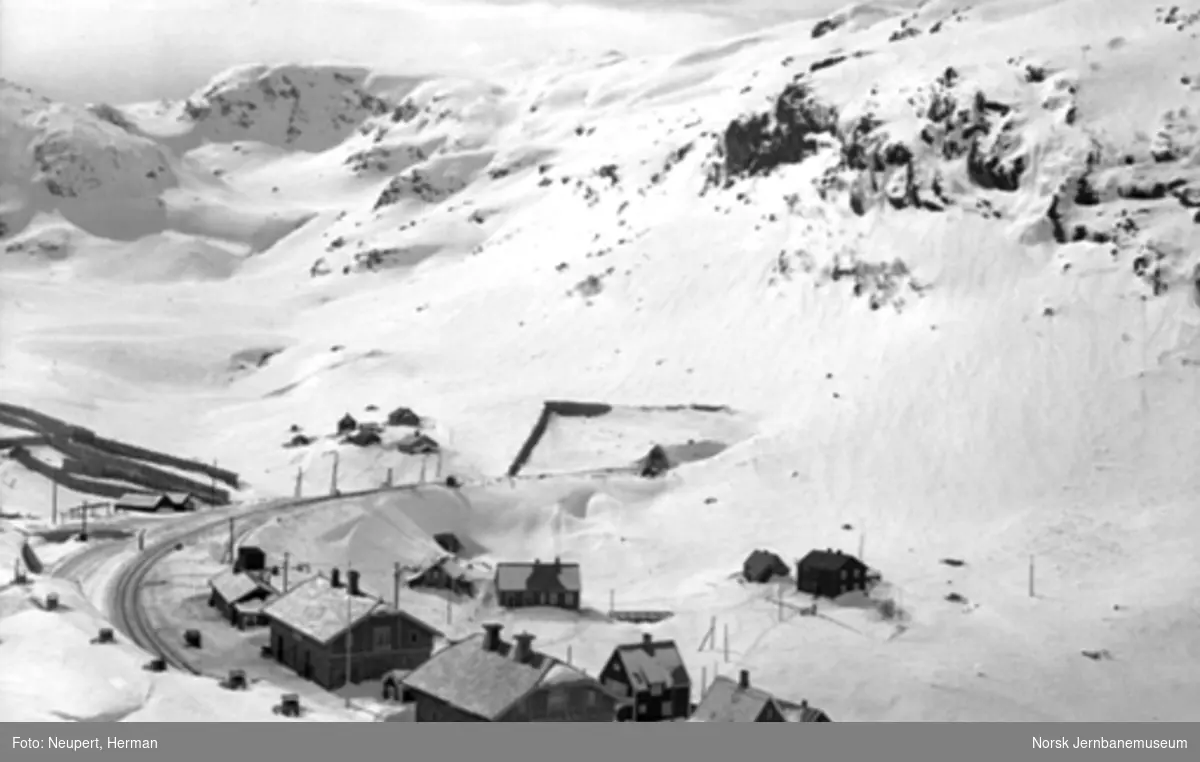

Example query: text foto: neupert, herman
[14,737,159,751]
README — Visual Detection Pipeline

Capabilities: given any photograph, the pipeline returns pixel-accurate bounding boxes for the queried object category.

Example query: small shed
[114,493,173,513]
[386,407,422,427]
[743,549,789,583]
[638,445,670,478]
[396,432,439,455]
[796,548,869,599]
[209,569,276,629]
[408,557,475,597]
[337,413,358,435]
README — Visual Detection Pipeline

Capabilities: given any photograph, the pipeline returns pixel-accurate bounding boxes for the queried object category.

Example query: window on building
[547,689,567,714]
[408,629,420,644]
[638,702,648,715]
[373,625,391,651]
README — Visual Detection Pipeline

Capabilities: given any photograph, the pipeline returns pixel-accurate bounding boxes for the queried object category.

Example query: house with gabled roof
[796,548,869,598]
[114,492,173,513]
[208,568,277,629]
[261,567,442,690]
[690,670,830,722]
[494,557,581,610]
[400,623,617,722]
[599,634,692,721]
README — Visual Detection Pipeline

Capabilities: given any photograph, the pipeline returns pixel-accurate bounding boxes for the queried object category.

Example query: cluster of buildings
[203,543,859,722]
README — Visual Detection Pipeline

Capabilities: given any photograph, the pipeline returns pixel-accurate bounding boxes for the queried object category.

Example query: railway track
[103,484,432,676]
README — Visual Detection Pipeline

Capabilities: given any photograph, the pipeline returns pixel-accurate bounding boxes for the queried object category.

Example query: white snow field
[3,0,1200,722]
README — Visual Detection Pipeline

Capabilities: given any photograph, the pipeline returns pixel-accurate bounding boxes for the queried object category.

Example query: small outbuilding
[638,445,671,478]
[208,569,277,629]
[742,549,789,584]
[796,548,869,599]
[396,432,439,455]
[408,557,476,597]
[386,407,422,427]
[689,671,786,723]
[337,413,358,435]
[494,558,581,610]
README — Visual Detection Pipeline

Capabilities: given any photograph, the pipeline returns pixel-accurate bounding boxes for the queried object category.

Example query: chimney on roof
[800,699,808,709]
[554,556,561,568]
[482,623,503,652]
[738,670,750,690]
[642,633,654,651]
[330,568,342,588]
[348,570,361,596]
[513,632,536,664]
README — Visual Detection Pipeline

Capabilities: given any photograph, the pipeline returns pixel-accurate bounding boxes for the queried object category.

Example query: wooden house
[599,634,691,721]
[261,568,442,690]
[743,549,789,583]
[689,671,786,722]
[796,548,869,599]
[114,493,173,513]
[208,569,277,629]
[494,558,580,610]
[408,557,476,597]
[400,624,617,722]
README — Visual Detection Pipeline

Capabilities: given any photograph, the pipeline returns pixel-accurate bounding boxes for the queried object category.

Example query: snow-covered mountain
[2,0,1199,723]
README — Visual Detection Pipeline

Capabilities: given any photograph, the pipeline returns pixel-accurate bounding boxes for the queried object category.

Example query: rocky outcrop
[180,64,393,152]
[715,78,839,183]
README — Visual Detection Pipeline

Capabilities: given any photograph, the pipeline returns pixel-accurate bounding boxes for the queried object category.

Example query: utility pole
[211,459,218,503]
[1028,554,1035,598]
[228,517,235,567]
[344,576,353,707]
[330,452,340,496]
[386,467,393,488]
[419,456,427,484]
[51,481,58,525]
[294,467,303,499]
[80,501,88,542]
[282,552,291,593]
[393,562,401,608]
[609,589,614,615]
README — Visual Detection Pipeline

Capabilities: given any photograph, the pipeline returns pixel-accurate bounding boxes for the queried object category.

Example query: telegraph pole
[228,517,236,567]
[80,501,88,542]
[51,481,58,525]
[386,467,393,488]
[393,562,401,608]
[1028,554,1036,598]
[330,452,340,496]
[282,552,291,593]
[344,581,353,706]
[294,467,303,499]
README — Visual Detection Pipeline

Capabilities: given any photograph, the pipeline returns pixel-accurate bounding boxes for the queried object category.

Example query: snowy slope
[2,0,1200,722]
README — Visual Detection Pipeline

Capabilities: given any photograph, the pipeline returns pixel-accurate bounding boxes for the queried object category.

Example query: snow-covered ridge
[177,63,396,152]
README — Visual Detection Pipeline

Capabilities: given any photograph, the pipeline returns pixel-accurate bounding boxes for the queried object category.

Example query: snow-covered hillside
[2,0,1200,722]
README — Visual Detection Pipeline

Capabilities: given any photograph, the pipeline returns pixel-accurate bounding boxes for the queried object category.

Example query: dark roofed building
[433,532,462,555]
[262,569,442,690]
[796,548,869,599]
[743,549,790,583]
[114,492,173,513]
[638,445,671,478]
[408,557,475,597]
[780,698,833,722]
[599,634,692,721]
[494,558,581,611]
[386,407,422,427]
[689,671,786,723]
[400,624,617,722]
[396,432,440,455]
[208,569,276,629]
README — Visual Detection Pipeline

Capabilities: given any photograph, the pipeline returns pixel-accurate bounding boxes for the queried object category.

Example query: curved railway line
[54,484,427,676]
